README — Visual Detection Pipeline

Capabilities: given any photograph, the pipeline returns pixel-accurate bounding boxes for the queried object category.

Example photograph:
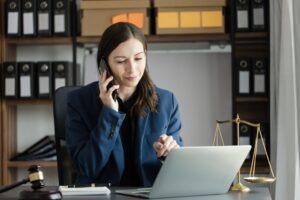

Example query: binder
[37,0,52,36]
[37,62,52,98]
[250,0,266,31]
[22,0,37,36]
[18,62,36,98]
[257,122,270,156]
[52,62,75,92]
[236,58,251,96]
[235,0,250,32]
[2,62,18,98]
[239,124,252,159]
[5,0,22,37]
[252,58,267,95]
[12,135,57,161]
[53,0,71,36]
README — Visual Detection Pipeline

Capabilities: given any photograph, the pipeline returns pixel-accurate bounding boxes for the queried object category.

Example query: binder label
[39,77,50,94]
[8,12,19,34]
[254,74,265,93]
[253,8,264,26]
[237,10,248,28]
[20,76,32,97]
[23,12,34,34]
[5,78,16,96]
[54,14,65,33]
[38,13,49,30]
[55,78,66,90]
[239,71,250,93]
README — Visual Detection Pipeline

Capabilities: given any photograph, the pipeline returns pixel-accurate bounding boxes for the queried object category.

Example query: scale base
[230,183,250,192]
[19,189,62,200]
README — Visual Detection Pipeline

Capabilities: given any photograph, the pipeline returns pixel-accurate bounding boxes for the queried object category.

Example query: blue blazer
[66,82,183,186]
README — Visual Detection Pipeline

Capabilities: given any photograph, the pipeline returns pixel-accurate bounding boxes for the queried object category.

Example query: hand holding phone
[99,59,118,100]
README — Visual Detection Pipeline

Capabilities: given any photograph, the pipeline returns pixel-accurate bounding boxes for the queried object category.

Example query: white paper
[23,12,34,34]
[5,78,16,96]
[253,8,264,26]
[38,13,49,31]
[20,76,31,97]
[39,77,50,94]
[237,10,249,29]
[8,12,19,34]
[254,74,265,93]
[239,71,250,93]
[54,14,65,33]
[59,186,110,196]
[55,78,66,90]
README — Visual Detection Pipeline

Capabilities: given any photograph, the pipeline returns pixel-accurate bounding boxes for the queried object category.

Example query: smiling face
[108,37,146,92]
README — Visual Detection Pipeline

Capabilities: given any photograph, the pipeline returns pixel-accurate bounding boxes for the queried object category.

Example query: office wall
[16,45,232,185]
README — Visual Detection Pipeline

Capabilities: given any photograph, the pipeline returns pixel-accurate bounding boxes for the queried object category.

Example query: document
[59,186,110,196]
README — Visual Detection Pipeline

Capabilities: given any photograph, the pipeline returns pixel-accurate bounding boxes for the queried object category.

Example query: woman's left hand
[153,134,180,158]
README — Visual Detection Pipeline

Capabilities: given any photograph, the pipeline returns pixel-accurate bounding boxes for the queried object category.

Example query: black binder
[252,58,267,96]
[235,0,250,32]
[37,62,52,98]
[52,61,74,92]
[37,0,52,36]
[53,0,71,36]
[2,62,18,98]
[239,124,253,159]
[5,0,22,37]
[236,58,251,96]
[257,122,270,157]
[22,0,37,36]
[12,135,57,161]
[18,62,36,98]
[250,0,267,31]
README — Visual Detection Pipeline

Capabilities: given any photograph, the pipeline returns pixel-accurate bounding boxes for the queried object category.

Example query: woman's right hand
[99,70,119,111]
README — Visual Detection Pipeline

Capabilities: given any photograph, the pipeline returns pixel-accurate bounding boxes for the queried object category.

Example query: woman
[66,22,183,187]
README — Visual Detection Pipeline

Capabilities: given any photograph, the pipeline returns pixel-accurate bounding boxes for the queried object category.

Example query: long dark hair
[97,22,157,116]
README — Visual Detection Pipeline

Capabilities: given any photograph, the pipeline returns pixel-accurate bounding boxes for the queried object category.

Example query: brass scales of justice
[213,114,276,192]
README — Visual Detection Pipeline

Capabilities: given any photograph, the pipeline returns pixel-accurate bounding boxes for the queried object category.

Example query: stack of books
[12,135,57,161]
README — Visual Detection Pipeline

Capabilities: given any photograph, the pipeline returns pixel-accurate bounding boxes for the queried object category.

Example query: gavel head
[28,165,45,190]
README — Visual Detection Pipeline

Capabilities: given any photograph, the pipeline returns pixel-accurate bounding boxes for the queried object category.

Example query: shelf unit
[230,1,270,174]
[0,0,271,185]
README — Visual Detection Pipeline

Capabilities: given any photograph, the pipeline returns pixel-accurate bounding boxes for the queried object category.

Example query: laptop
[116,145,251,199]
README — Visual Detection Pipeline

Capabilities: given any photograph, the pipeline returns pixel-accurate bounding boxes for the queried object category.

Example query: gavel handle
[0,178,29,193]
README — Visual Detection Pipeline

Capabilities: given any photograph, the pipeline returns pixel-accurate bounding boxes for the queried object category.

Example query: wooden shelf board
[240,165,270,174]
[4,99,52,106]
[7,160,57,168]
[77,33,231,44]
[234,32,268,39]
[235,97,269,103]
[147,33,231,43]
[241,159,270,174]
[5,37,72,45]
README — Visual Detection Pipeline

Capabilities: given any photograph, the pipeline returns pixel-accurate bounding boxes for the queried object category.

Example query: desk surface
[0,186,271,200]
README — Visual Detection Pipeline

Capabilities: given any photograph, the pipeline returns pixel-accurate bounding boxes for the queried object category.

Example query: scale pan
[244,176,276,183]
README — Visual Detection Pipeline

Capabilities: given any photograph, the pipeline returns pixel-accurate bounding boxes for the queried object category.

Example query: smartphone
[99,59,118,100]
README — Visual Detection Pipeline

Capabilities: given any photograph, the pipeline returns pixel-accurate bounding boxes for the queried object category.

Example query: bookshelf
[230,0,270,173]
